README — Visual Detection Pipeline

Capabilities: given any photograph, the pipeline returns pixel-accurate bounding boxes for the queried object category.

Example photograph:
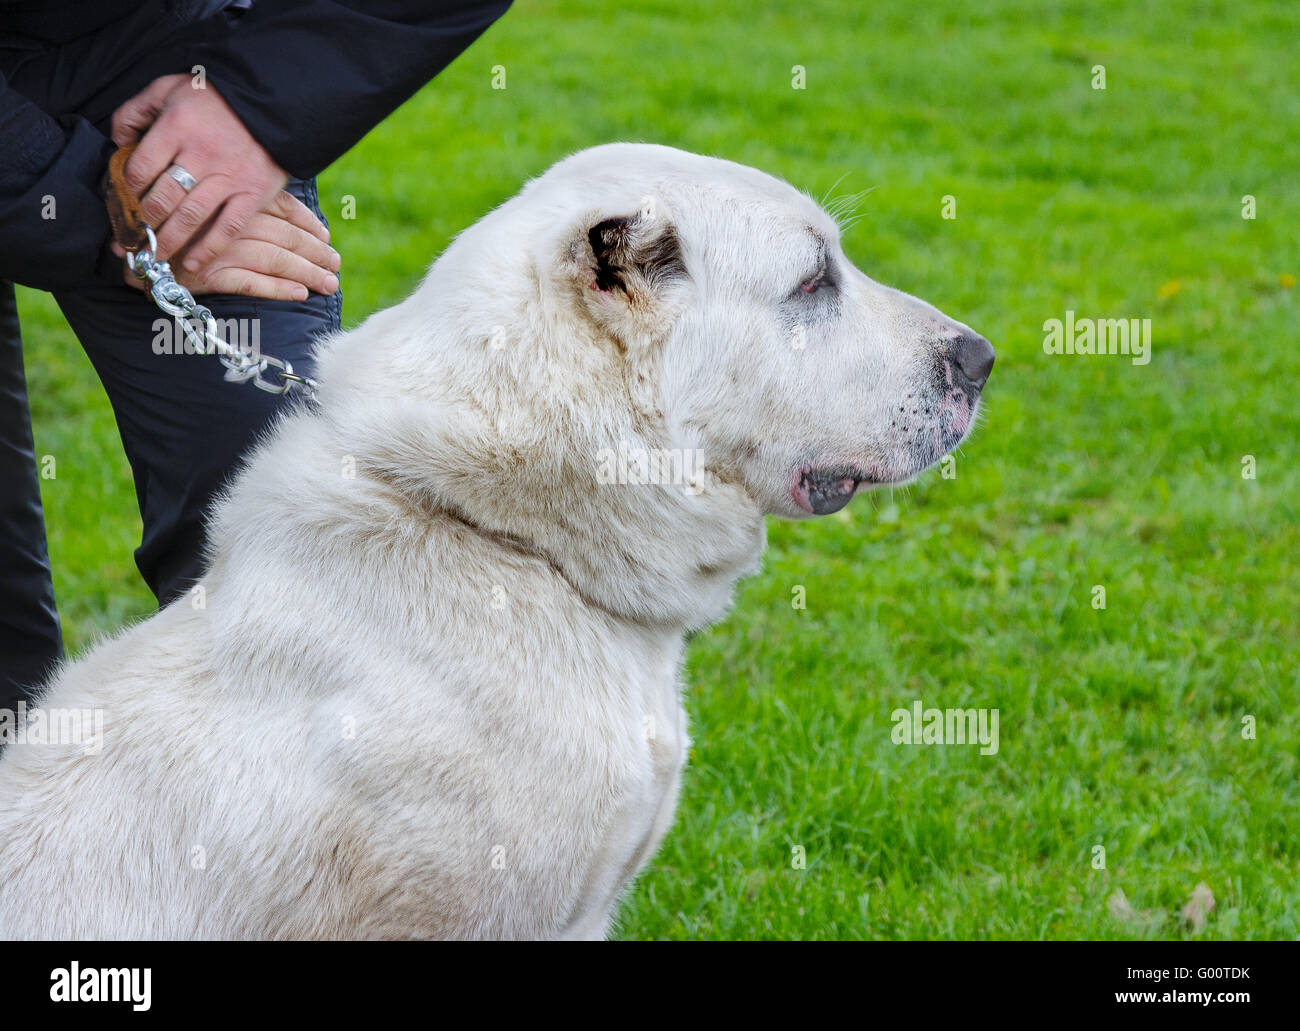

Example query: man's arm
[186,0,513,181]
[0,68,339,300]
[0,69,119,290]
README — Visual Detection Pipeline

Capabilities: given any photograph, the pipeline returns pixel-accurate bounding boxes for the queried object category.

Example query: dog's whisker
[819,171,854,209]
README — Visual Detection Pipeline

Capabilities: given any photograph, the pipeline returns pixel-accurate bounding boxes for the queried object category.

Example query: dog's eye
[798,270,826,295]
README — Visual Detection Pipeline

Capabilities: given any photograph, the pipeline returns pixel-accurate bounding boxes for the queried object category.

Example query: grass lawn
[16,0,1298,939]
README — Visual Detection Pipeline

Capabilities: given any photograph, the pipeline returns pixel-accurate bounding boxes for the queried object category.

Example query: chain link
[127,226,319,400]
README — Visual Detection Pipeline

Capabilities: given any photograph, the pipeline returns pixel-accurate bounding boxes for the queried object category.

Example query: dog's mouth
[792,466,874,515]
[790,436,966,515]
[789,389,984,516]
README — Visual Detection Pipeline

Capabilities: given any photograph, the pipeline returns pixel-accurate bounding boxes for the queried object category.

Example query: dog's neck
[331,401,765,631]
[211,276,768,631]
[208,401,764,636]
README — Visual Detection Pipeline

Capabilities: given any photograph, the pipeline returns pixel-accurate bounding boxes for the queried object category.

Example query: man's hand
[124,190,340,302]
[112,73,289,275]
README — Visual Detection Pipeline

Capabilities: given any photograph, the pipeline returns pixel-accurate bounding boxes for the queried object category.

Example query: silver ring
[166,165,198,192]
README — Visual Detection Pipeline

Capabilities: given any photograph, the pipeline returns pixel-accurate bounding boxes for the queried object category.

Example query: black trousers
[0,180,340,711]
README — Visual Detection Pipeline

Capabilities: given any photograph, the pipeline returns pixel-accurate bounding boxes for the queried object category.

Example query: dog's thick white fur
[0,144,991,939]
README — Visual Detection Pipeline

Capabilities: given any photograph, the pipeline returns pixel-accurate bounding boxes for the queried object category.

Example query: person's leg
[0,280,64,712]
[52,178,340,606]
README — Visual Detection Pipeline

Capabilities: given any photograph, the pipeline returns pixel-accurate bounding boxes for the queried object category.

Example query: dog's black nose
[950,331,995,393]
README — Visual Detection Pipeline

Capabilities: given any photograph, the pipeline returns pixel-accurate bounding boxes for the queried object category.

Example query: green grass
[17,0,1298,939]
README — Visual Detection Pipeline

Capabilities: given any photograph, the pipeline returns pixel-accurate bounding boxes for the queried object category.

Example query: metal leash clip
[126,226,317,398]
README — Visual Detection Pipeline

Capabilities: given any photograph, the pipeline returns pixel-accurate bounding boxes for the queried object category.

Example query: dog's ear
[587,214,686,296]
[572,211,688,331]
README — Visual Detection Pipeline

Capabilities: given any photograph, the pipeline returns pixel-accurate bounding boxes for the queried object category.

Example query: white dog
[0,144,992,939]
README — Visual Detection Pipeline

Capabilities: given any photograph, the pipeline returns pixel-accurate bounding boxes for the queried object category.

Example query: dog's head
[533,143,992,517]
[318,144,992,625]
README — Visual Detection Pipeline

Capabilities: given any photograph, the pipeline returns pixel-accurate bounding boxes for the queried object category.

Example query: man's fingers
[153,176,228,260]
[122,122,181,201]
[110,74,183,148]
[269,190,331,243]
[217,239,340,297]
[196,268,310,303]
[242,212,340,273]
[137,171,191,231]
[180,193,259,274]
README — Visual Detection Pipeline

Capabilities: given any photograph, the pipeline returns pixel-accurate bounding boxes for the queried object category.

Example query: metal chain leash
[126,226,319,400]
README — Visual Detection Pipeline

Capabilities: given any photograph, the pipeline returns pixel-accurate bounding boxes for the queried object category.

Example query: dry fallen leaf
[1107,888,1165,928]
[1108,888,1136,920]
[1180,882,1216,932]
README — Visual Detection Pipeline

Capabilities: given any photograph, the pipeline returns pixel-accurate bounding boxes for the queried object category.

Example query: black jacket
[0,0,511,290]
